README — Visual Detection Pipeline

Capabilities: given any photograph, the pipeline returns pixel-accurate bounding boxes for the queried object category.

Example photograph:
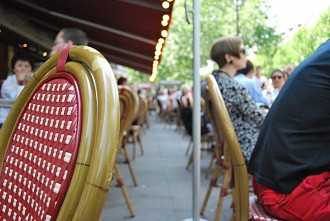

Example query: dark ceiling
[0,0,175,77]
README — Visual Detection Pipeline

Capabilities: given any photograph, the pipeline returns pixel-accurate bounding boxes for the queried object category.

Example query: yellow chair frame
[202,74,249,221]
[0,46,120,220]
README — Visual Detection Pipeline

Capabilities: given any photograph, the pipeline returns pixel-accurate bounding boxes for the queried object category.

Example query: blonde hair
[210,36,243,68]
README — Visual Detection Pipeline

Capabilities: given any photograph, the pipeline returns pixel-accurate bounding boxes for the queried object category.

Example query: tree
[157,0,280,84]
[126,1,329,84]
[255,6,330,76]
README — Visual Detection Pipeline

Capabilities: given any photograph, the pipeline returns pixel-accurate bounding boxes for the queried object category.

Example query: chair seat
[249,195,284,221]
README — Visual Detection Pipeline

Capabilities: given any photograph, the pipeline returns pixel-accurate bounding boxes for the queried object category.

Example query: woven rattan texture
[0,77,79,221]
[250,195,282,221]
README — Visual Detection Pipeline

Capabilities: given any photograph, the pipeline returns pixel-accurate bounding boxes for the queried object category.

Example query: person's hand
[16,72,27,82]
[16,71,33,85]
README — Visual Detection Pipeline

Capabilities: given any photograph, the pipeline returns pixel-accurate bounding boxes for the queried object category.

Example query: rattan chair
[202,74,282,221]
[185,98,215,170]
[0,46,120,220]
[109,85,139,217]
[200,76,233,221]
[127,93,148,160]
[202,74,248,221]
[117,85,139,186]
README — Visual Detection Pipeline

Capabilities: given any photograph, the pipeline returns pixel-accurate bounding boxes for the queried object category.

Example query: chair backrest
[205,74,249,221]
[203,89,224,159]
[118,86,139,145]
[137,94,148,126]
[0,46,120,220]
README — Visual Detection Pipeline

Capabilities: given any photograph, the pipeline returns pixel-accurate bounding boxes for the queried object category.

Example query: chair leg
[122,147,138,186]
[132,132,137,161]
[114,164,135,217]
[214,164,231,221]
[186,152,193,170]
[200,158,231,221]
[136,132,144,156]
[205,152,216,179]
[185,138,192,155]
[200,162,222,215]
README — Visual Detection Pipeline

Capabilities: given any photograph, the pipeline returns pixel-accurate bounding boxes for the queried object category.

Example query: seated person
[234,60,270,108]
[0,52,34,128]
[269,69,285,104]
[248,39,330,221]
[210,36,264,162]
[117,76,128,86]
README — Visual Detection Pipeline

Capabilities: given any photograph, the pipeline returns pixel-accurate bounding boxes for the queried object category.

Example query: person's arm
[228,82,264,126]
[251,84,270,107]
[1,76,18,100]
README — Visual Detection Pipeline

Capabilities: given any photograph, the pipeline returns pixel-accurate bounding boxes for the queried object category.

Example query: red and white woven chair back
[0,45,120,220]
[250,195,283,221]
[0,74,81,221]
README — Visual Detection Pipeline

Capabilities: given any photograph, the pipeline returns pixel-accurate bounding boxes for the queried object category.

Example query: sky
[267,0,330,35]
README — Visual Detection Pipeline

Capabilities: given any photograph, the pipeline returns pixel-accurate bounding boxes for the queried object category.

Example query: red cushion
[0,74,81,221]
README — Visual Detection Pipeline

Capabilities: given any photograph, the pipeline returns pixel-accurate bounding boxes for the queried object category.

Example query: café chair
[110,86,138,217]
[117,85,139,186]
[200,77,232,220]
[185,98,215,170]
[202,74,282,221]
[126,93,148,160]
[0,46,120,220]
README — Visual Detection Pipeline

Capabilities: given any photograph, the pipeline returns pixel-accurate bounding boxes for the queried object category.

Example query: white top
[0,75,24,123]
[253,75,267,88]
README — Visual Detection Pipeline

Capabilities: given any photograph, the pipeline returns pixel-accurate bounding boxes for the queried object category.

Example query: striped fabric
[250,195,284,221]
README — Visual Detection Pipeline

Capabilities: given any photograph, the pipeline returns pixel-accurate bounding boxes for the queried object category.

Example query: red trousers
[253,171,330,221]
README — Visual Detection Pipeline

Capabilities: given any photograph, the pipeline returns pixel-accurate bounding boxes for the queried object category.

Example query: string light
[162,1,170,9]
[150,0,173,82]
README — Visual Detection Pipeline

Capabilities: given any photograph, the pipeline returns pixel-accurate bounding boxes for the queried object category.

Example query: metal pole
[183,1,206,220]
[192,0,201,220]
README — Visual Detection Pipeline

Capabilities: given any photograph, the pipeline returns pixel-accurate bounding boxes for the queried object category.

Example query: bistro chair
[200,76,232,221]
[0,46,120,220]
[185,98,215,170]
[117,85,139,186]
[202,74,282,221]
[126,93,148,160]
[109,85,139,217]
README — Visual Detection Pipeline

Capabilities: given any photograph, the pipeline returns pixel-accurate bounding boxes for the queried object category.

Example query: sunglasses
[271,76,282,80]
[239,48,246,55]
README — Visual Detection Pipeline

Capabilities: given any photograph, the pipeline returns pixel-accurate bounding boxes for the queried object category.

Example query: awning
[0,0,175,77]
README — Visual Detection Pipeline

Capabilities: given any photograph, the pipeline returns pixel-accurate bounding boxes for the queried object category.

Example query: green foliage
[157,0,281,84]
[254,6,330,76]
[127,1,330,83]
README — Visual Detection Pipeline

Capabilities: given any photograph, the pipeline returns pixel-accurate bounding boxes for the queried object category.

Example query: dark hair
[210,36,243,68]
[61,28,88,45]
[271,69,284,77]
[237,60,254,75]
[11,52,34,70]
[117,77,128,85]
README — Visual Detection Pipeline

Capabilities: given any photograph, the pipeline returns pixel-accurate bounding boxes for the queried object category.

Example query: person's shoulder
[3,75,16,84]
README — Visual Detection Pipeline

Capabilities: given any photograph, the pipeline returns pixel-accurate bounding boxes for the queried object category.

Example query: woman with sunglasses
[269,69,285,104]
[210,36,264,162]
